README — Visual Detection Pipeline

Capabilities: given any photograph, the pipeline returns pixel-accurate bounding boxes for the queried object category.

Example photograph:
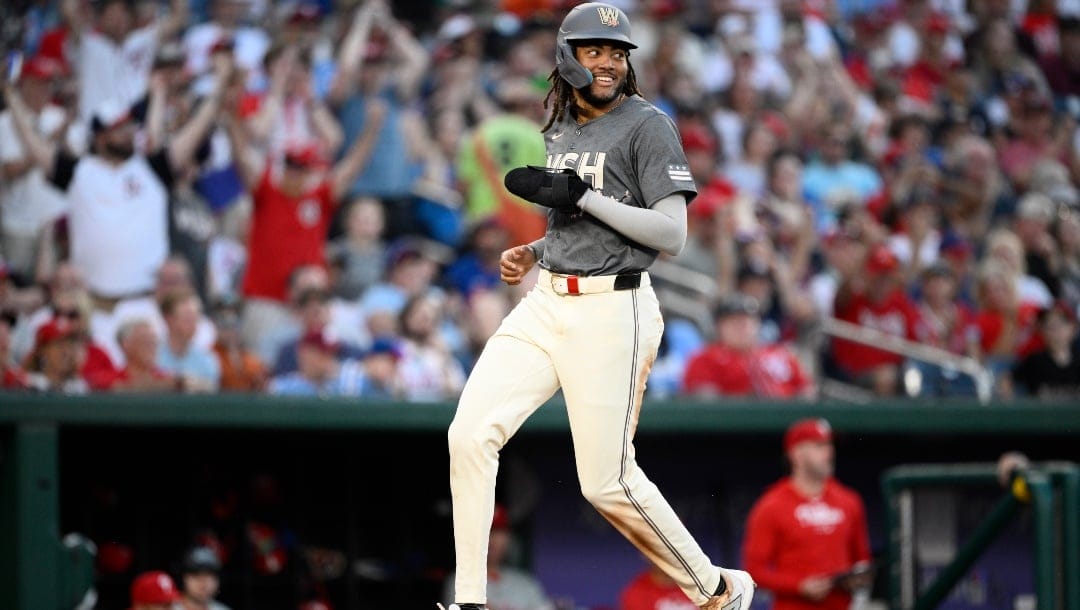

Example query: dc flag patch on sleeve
[667,164,693,183]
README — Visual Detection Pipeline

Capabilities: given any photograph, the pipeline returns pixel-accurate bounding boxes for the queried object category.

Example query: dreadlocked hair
[540,58,641,133]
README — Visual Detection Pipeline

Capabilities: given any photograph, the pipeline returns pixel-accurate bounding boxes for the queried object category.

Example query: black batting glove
[504,165,591,210]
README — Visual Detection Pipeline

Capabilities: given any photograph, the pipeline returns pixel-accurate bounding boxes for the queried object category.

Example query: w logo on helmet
[596,6,620,27]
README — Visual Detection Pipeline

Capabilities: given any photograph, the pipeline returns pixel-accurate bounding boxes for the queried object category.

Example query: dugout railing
[882,461,1080,610]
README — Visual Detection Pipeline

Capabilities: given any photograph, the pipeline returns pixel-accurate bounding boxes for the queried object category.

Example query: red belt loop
[567,276,580,295]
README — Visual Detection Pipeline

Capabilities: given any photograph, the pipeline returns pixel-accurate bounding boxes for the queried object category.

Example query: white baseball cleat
[701,568,756,610]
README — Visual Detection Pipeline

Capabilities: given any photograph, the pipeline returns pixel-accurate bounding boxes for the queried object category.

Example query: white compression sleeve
[576,190,688,256]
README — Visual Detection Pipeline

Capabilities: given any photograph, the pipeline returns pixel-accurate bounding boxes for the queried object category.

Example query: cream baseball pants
[447,270,724,606]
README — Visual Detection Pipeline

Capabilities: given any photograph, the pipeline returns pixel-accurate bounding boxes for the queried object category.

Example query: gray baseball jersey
[539,95,697,276]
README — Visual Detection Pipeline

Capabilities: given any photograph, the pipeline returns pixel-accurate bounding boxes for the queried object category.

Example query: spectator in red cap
[129,570,184,610]
[24,317,89,393]
[442,503,555,610]
[828,244,921,396]
[8,261,118,390]
[742,418,873,610]
[224,73,386,359]
[0,54,72,281]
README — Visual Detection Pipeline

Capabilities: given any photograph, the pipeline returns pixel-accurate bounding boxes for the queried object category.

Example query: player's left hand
[504,165,590,210]
[500,245,536,285]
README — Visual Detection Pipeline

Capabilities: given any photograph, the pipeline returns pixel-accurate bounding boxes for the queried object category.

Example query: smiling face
[573,41,630,110]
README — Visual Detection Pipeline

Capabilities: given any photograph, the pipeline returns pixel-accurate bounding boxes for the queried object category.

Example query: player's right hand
[500,245,536,285]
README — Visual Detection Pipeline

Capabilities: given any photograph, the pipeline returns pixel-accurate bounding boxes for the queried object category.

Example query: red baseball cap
[784,418,833,453]
[130,570,183,605]
[19,55,65,81]
[283,143,325,169]
[865,244,900,275]
[926,13,950,34]
[35,318,77,347]
[681,125,718,156]
[299,330,340,354]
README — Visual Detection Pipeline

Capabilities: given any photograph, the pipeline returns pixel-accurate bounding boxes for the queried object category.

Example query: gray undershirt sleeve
[576,190,688,256]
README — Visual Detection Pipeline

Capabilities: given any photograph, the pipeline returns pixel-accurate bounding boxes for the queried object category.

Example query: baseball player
[443,4,755,610]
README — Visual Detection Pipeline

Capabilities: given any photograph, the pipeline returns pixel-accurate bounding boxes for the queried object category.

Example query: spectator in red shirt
[24,317,89,393]
[828,244,921,396]
[682,294,814,400]
[742,418,873,610]
[224,92,385,364]
[9,261,117,389]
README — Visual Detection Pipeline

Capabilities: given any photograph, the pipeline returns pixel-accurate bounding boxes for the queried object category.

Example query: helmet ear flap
[555,37,593,89]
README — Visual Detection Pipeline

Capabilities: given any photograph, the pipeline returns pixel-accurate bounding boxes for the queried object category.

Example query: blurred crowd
[1,0,1079,403]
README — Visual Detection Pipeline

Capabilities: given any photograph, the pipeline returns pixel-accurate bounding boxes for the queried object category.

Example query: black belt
[613,272,642,290]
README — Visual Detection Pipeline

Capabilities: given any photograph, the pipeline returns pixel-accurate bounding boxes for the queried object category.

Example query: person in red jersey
[828,244,921,396]
[742,418,873,610]
[681,294,814,400]
[224,96,386,357]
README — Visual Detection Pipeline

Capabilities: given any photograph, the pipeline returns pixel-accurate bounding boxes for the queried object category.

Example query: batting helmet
[555,2,638,89]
